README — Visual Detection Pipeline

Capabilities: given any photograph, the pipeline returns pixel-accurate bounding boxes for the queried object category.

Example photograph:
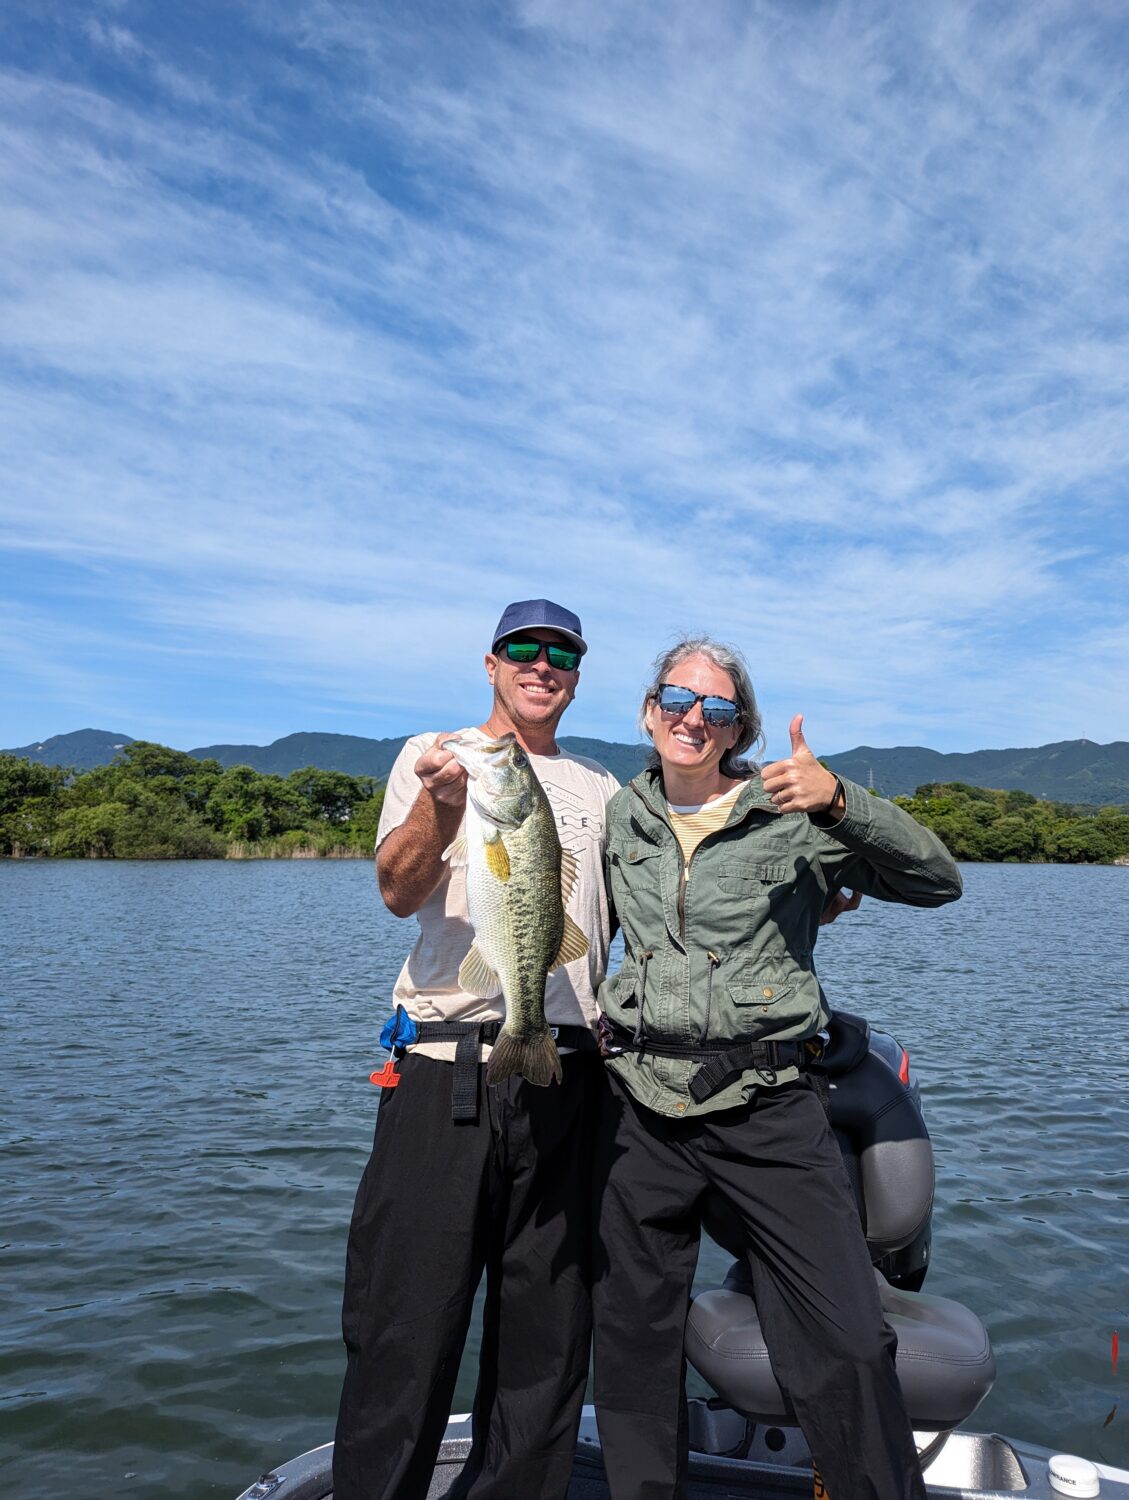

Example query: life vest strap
[597,1016,819,1104]
[379,1008,597,1122]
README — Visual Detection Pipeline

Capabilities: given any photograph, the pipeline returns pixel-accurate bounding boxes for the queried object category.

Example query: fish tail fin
[486,1029,563,1089]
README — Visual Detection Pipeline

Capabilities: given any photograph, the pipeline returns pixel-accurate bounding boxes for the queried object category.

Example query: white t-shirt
[376,729,620,1060]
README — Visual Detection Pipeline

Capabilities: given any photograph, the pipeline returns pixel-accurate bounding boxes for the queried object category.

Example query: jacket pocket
[610,839,663,868]
[726,973,795,1008]
[608,840,664,901]
[717,859,790,895]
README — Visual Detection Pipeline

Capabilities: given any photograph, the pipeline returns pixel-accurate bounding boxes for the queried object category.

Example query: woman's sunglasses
[656,683,740,727]
[500,638,581,671]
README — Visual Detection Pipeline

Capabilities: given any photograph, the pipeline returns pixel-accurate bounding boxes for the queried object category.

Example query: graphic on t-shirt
[540,777,607,847]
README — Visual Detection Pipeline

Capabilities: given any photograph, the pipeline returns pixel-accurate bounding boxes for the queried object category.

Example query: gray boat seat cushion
[686,1263,996,1432]
[701,1042,935,1264]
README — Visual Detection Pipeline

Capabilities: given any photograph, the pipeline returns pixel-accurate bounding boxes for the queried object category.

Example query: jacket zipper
[704,950,720,1039]
[677,842,697,941]
[627,779,779,1047]
[632,949,654,1043]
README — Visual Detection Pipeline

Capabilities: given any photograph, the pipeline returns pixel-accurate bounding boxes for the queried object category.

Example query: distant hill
[188,731,411,779]
[188,732,653,784]
[2,727,652,786]
[6,729,1128,805]
[559,737,652,784]
[822,739,1129,805]
[2,729,136,772]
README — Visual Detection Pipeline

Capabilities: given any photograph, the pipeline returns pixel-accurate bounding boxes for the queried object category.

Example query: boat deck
[238,1405,1129,1500]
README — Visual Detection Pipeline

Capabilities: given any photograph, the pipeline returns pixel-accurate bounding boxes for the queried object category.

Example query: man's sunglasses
[656,683,741,727]
[500,638,581,671]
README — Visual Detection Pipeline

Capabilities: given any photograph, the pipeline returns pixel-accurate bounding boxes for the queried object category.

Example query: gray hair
[639,636,764,780]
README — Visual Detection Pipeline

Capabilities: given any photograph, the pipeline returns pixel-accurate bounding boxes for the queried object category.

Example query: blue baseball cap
[491,598,588,658]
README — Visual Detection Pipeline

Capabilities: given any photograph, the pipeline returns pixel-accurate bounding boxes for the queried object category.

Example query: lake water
[2,860,1128,1497]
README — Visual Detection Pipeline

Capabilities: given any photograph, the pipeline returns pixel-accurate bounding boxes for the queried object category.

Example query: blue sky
[3,0,1128,761]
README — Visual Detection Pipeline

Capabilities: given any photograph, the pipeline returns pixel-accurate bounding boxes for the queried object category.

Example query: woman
[592,637,962,1500]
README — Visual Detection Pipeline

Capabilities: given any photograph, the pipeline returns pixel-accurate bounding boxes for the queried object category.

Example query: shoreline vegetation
[892,782,1129,866]
[0,743,385,861]
[2,744,1128,865]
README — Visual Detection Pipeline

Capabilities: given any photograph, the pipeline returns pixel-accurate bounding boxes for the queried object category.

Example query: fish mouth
[471,732,519,757]
[441,732,516,778]
[442,732,529,830]
[440,732,518,792]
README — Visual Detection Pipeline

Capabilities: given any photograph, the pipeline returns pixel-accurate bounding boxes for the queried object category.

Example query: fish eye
[513,750,528,768]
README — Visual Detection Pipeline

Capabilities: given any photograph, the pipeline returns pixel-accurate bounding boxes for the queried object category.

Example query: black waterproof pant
[592,1071,926,1500]
[332,1049,599,1500]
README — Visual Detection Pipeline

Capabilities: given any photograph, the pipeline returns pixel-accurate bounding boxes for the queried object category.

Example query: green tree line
[3,749,1127,863]
[0,743,386,859]
[894,782,1129,864]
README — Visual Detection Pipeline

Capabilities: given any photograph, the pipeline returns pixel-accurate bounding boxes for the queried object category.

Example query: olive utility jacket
[600,769,962,1118]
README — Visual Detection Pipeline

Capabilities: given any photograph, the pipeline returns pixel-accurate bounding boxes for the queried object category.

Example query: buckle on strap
[688,1051,743,1104]
[598,1017,806,1100]
[687,1039,806,1104]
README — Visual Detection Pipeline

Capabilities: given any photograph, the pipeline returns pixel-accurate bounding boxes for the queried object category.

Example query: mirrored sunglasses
[501,638,581,671]
[656,683,740,727]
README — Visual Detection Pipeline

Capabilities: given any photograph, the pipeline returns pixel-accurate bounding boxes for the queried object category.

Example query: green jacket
[600,769,962,1118]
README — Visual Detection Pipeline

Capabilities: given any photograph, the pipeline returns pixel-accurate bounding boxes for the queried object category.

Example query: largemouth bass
[441,732,588,1087]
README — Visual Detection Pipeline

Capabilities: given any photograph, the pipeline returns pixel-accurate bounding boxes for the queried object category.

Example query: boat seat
[686,1261,996,1432]
[685,1013,995,1432]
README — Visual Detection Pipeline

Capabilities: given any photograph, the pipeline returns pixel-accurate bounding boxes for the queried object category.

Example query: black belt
[598,1017,820,1104]
[413,1020,598,1122]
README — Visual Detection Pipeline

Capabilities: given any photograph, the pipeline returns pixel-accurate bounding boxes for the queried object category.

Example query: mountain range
[6,728,1129,806]
[2,728,652,788]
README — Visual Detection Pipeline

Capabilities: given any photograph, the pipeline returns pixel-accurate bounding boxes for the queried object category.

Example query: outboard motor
[685,1011,996,1438]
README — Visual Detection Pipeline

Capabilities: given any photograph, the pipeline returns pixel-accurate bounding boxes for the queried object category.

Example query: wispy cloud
[2,0,1127,753]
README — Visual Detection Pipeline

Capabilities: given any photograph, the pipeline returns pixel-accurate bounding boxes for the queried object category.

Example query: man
[333,598,620,1500]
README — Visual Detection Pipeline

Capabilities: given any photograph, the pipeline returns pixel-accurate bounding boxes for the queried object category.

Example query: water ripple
[3,859,1128,1494]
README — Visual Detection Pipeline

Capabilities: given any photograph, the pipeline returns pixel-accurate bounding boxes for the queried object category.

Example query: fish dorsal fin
[458,942,502,998]
[549,913,589,971]
[483,832,510,883]
[559,846,579,906]
[443,833,468,868]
